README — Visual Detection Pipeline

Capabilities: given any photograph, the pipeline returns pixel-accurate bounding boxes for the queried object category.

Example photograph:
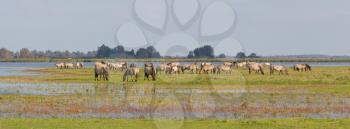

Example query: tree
[187,51,195,58]
[19,48,32,58]
[236,52,246,58]
[135,46,161,58]
[248,53,259,58]
[192,45,215,58]
[96,44,112,58]
[135,48,148,58]
[218,53,226,58]
[134,46,161,58]
[125,49,135,58]
[0,48,13,58]
[146,46,161,58]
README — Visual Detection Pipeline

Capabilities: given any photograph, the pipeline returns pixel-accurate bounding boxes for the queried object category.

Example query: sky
[0,0,350,56]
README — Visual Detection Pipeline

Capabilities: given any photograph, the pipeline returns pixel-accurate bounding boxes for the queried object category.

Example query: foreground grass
[0,118,349,129]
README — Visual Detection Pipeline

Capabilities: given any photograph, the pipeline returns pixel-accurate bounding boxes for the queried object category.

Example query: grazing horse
[167,62,180,67]
[262,62,271,67]
[144,63,157,81]
[247,62,264,75]
[294,64,311,72]
[55,63,65,69]
[182,63,198,74]
[200,63,215,74]
[270,65,288,75]
[64,63,75,69]
[164,62,182,74]
[75,62,84,69]
[94,62,109,81]
[123,64,139,82]
[108,62,127,71]
[171,66,180,74]
[182,64,191,73]
[199,63,212,74]
[188,63,199,74]
[177,65,185,74]
[216,65,232,74]
[236,62,248,69]
[157,63,167,74]
[223,62,235,68]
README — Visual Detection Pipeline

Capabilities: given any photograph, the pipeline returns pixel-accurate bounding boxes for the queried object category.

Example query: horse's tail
[135,73,139,82]
[152,66,157,81]
[269,65,273,74]
[260,66,265,75]
[306,64,311,71]
[123,70,128,82]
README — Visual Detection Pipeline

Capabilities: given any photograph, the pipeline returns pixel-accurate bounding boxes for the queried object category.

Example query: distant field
[1,57,350,62]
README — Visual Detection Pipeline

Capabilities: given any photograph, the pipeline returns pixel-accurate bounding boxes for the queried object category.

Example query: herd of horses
[55,62,84,69]
[82,61,312,82]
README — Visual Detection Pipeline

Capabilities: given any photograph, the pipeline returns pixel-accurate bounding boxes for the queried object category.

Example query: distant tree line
[186,45,260,58]
[235,52,260,58]
[0,48,96,58]
[0,45,260,59]
[96,45,161,58]
[188,45,215,58]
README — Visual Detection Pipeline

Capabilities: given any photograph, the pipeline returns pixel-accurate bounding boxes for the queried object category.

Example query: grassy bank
[1,67,350,94]
[1,118,349,129]
[3,67,350,85]
[1,57,350,62]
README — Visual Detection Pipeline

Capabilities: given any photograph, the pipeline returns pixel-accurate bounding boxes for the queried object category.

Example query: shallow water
[0,82,95,95]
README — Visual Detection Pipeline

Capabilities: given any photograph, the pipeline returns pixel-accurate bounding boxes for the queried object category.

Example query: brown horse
[94,62,109,81]
[183,63,198,74]
[123,64,139,82]
[216,65,232,74]
[223,62,235,68]
[200,63,215,74]
[236,62,248,69]
[293,64,311,72]
[247,62,264,75]
[270,65,288,75]
[144,63,157,81]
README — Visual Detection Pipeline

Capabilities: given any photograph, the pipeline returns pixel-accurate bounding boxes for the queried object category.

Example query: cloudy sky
[0,0,349,56]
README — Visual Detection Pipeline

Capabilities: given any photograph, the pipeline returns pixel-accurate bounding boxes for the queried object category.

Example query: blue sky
[0,0,349,56]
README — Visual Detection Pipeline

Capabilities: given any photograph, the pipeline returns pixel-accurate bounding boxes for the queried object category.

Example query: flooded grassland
[0,65,350,128]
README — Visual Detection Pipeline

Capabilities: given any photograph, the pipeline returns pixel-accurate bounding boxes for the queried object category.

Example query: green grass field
[1,66,350,94]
